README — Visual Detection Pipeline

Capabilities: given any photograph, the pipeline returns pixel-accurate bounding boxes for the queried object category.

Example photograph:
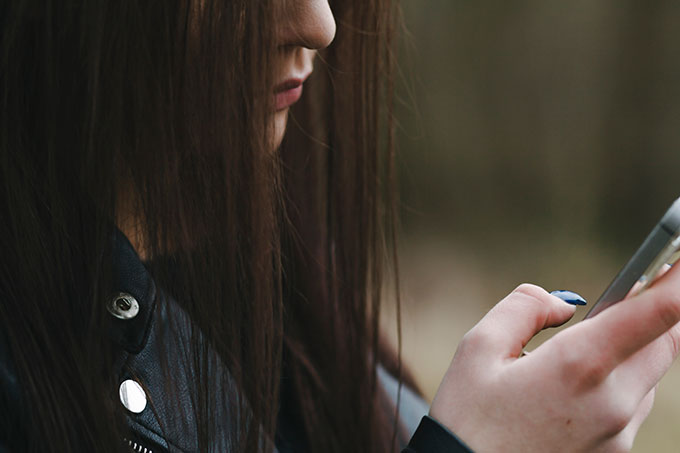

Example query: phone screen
[584,198,680,319]
[631,233,680,297]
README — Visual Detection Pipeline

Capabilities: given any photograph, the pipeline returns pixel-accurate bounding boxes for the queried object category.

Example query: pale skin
[272,0,336,149]
[118,1,336,258]
[124,1,680,451]
[286,2,680,451]
[430,270,680,452]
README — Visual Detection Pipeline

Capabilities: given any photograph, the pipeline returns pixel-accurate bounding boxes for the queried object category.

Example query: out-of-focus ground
[383,236,680,452]
[384,1,680,451]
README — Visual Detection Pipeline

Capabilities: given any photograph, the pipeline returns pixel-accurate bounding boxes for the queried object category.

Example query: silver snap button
[107,292,139,320]
[119,379,147,414]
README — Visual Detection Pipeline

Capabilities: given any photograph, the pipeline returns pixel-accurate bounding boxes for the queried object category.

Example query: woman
[3,0,680,452]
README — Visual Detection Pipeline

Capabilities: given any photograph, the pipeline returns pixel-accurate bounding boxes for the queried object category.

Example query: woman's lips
[274,78,304,111]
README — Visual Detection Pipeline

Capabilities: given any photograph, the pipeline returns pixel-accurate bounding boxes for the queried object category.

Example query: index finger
[582,263,680,373]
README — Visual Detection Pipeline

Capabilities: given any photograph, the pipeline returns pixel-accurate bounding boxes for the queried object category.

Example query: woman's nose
[278,0,336,50]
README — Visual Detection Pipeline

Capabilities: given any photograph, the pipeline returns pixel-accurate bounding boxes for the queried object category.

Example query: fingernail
[550,290,587,306]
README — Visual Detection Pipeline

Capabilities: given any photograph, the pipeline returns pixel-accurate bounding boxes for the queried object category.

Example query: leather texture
[0,231,444,452]
[402,416,474,453]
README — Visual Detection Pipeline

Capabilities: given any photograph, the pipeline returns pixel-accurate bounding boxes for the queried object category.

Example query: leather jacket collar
[0,229,427,452]
[110,231,157,354]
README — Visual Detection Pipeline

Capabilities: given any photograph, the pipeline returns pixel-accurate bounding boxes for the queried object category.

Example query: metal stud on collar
[107,292,140,320]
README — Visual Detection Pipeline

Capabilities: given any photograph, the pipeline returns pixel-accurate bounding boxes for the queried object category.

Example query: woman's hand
[430,265,680,452]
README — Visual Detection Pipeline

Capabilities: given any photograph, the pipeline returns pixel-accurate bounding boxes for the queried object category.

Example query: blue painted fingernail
[550,290,587,306]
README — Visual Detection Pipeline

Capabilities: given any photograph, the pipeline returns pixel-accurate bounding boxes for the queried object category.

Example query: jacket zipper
[125,437,154,453]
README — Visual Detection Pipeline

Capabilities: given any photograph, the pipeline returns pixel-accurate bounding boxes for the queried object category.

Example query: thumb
[468,284,579,360]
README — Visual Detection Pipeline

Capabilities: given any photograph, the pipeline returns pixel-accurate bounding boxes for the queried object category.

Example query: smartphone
[584,197,680,319]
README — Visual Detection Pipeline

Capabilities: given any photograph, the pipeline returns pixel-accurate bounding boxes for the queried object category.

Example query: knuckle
[512,283,549,301]
[602,407,632,437]
[603,436,633,453]
[598,386,636,437]
[576,360,611,390]
[459,327,496,354]
[665,324,680,358]
[510,284,553,315]
[556,342,610,390]
[652,290,680,331]
[460,328,484,351]
[580,360,611,388]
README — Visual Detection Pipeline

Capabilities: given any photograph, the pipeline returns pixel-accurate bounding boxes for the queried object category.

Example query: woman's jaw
[272,109,290,150]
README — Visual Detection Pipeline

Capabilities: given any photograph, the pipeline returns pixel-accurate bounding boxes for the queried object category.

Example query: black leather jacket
[0,231,470,452]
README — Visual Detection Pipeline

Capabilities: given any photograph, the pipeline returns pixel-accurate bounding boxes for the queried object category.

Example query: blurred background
[383,1,680,450]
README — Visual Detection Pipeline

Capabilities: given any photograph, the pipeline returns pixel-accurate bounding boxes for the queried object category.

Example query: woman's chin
[271,109,289,151]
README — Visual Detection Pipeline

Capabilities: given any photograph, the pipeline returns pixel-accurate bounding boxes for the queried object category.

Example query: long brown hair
[0,0,405,451]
